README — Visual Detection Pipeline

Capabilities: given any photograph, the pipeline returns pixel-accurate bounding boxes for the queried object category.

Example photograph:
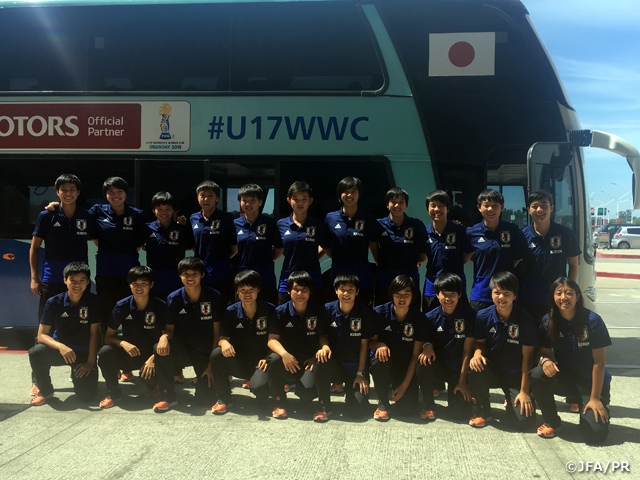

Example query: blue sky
[525,0,639,217]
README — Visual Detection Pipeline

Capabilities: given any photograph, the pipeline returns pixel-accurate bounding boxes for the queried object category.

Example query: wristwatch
[356,371,365,377]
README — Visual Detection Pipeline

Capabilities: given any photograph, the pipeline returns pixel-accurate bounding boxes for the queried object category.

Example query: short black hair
[286,271,314,292]
[425,190,451,210]
[238,184,264,202]
[127,265,155,284]
[434,273,463,294]
[489,271,519,295]
[526,190,554,208]
[151,191,176,210]
[385,187,409,206]
[234,270,262,290]
[63,261,91,280]
[177,257,205,275]
[333,273,360,291]
[55,174,81,191]
[287,181,312,198]
[336,177,363,201]
[388,274,417,299]
[196,180,221,197]
[477,189,503,206]
[102,176,128,194]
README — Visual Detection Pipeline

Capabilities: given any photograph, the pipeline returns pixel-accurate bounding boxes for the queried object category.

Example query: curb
[597,272,640,280]
[597,251,640,260]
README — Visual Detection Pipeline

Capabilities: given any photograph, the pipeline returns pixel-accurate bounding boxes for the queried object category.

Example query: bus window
[488,184,527,228]
[227,187,275,218]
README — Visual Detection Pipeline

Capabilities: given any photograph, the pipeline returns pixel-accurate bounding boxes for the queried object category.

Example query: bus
[1,0,639,346]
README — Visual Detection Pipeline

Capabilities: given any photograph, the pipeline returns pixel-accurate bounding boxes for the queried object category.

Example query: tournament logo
[350,318,362,332]
[446,232,456,245]
[579,326,589,342]
[212,220,221,231]
[551,235,562,249]
[355,220,365,232]
[403,324,414,338]
[256,317,267,330]
[123,216,133,227]
[306,226,316,238]
[200,302,211,315]
[454,319,465,333]
[158,103,172,140]
[508,324,519,339]
[500,231,511,244]
[76,219,87,231]
[169,230,179,241]
[79,307,88,319]
[404,227,414,240]
[307,317,317,331]
[145,312,156,326]
[257,224,267,236]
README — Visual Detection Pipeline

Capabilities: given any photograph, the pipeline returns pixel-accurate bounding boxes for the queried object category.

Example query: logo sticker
[350,318,362,332]
[306,226,316,238]
[508,324,519,339]
[355,220,365,232]
[76,219,87,231]
[403,323,414,338]
[307,317,317,331]
[257,224,267,236]
[500,231,511,244]
[201,302,211,315]
[145,312,155,325]
[454,319,465,333]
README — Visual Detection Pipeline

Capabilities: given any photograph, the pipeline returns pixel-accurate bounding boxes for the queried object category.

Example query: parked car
[593,223,635,248]
[611,226,640,249]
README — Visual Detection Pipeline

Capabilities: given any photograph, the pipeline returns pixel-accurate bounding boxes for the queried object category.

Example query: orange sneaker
[153,399,178,412]
[119,372,135,382]
[313,408,331,422]
[173,374,185,384]
[537,423,560,438]
[99,396,119,409]
[420,409,435,421]
[30,393,53,406]
[432,389,440,398]
[30,383,40,397]
[330,383,344,393]
[241,379,251,389]
[272,407,288,419]
[283,384,291,393]
[569,403,580,413]
[373,404,390,422]
[211,400,231,415]
[468,414,491,428]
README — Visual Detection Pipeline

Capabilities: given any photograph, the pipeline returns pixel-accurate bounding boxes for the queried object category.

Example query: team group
[27,174,611,444]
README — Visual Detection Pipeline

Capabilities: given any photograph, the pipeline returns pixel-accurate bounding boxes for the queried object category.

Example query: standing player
[324,176,379,306]
[152,257,224,411]
[370,275,425,421]
[417,273,476,421]
[29,262,102,406]
[314,274,374,421]
[210,270,275,414]
[464,189,528,311]
[144,191,194,298]
[529,278,611,443]
[467,272,536,430]
[190,180,238,305]
[97,266,166,408]
[276,181,331,305]
[375,187,427,306]
[266,271,328,419]
[234,184,283,305]
[422,190,468,312]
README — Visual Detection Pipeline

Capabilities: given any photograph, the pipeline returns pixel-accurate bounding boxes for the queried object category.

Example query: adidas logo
[149,233,156,237]
[529,242,536,248]
[61,312,69,317]
[179,309,187,314]
[334,224,341,229]
[285,322,294,327]
[436,326,444,332]
[381,232,388,236]
[126,314,133,320]
[330,321,338,327]
[236,324,244,328]
[193,224,199,229]
[284,230,291,235]
[384,325,392,331]
[489,327,496,333]
[237,229,244,235]
[559,332,564,337]
[478,237,486,243]
[53,222,61,227]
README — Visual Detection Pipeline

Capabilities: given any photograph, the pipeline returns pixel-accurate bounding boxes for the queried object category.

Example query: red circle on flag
[448,41,475,68]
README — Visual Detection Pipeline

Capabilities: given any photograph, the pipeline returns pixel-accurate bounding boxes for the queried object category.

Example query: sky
[524,0,640,218]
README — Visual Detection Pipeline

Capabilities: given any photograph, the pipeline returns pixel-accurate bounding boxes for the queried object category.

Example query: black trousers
[29,343,98,401]
[95,275,130,332]
[529,366,610,443]
[315,357,370,415]
[416,359,471,418]
[369,356,417,415]
[266,352,316,406]
[154,339,214,404]
[97,344,157,397]
[467,359,536,430]
[209,347,269,403]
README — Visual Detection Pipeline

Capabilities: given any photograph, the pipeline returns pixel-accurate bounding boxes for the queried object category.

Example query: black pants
[154,339,214,404]
[416,359,471,418]
[209,347,269,403]
[369,356,417,415]
[29,343,98,401]
[469,300,493,312]
[266,352,316,406]
[315,357,370,416]
[529,366,610,443]
[467,359,536,431]
[97,344,157,397]
[95,275,130,332]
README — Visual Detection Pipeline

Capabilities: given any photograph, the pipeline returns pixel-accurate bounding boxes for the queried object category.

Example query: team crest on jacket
[454,319,465,333]
[403,323,414,338]
[123,216,133,227]
[500,231,511,244]
[579,326,589,342]
[350,318,362,332]
[79,307,88,319]
[76,219,87,231]
[355,220,365,232]
[212,220,221,231]
[306,226,316,237]
[307,317,317,331]
[550,235,562,249]
[169,230,179,241]
[404,227,414,240]
[508,324,519,338]
[256,317,267,330]
[200,302,211,315]
[257,224,267,236]
[446,232,456,245]
[145,312,155,325]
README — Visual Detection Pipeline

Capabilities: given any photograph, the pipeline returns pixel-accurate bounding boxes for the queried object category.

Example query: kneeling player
[210,270,275,414]
[416,273,475,421]
[97,266,166,408]
[29,262,102,406]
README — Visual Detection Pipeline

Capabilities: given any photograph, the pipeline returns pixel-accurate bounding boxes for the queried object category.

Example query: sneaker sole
[154,401,178,412]
[212,403,232,415]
